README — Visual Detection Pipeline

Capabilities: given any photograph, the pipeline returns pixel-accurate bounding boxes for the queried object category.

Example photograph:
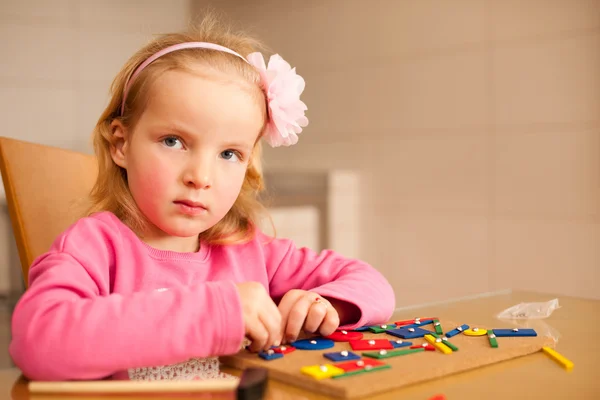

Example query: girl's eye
[162,136,183,149]
[221,149,241,162]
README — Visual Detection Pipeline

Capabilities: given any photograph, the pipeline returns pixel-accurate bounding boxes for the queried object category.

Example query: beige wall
[0,0,190,153]
[0,0,192,295]
[194,0,600,305]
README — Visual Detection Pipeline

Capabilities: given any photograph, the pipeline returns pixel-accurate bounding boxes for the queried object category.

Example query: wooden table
[2,290,598,399]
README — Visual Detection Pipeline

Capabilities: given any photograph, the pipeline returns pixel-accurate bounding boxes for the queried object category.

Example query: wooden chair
[0,137,97,287]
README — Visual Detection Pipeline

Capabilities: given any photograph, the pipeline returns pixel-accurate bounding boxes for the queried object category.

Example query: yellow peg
[424,334,453,354]
[542,346,574,371]
[301,364,345,380]
[463,327,487,336]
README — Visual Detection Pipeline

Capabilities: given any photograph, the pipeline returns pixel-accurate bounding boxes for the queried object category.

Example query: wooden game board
[220,319,555,399]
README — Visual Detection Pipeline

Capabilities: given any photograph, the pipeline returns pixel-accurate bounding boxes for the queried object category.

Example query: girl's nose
[183,159,212,189]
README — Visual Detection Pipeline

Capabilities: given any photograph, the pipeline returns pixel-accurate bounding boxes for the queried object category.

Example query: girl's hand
[236,282,282,352]
[277,289,340,343]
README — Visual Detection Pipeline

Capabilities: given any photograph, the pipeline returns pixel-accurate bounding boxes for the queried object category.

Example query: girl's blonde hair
[87,12,271,245]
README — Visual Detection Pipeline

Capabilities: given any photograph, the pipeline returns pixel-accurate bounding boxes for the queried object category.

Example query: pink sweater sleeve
[262,233,396,329]
[9,218,244,381]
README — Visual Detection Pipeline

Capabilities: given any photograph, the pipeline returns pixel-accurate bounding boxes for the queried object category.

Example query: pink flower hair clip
[247,53,309,147]
[120,42,309,148]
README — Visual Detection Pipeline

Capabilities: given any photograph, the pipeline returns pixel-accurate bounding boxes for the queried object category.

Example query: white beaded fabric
[128,357,236,381]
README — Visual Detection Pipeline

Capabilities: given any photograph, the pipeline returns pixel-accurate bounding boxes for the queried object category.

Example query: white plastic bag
[496,298,560,320]
[496,298,562,343]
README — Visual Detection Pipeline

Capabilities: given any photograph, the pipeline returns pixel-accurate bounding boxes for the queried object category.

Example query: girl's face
[111,67,264,251]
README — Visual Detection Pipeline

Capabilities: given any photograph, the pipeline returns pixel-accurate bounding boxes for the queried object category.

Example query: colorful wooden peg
[410,343,436,351]
[386,326,431,339]
[424,334,452,354]
[433,320,444,335]
[488,333,498,348]
[393,318,419,326]
[301,364,345,380]
[292,338,335,350]
[363,347,425,359]
[445,324,469,338]
[335,358,385,373]
[463,327,488,336]
[492,328,537,337]
[390,339,412,348]
[413,317,436,326]
[350,339,394,351]
[399,320,435,329]
[393,317,436,327]
[441,337,459,351]
[430,332,459,351]
[368,323,397,333]
[272,345,296,354]
[333,358,391,379]
[332,364,391,378]
[428,395,447,400]
[323,350,361,362]
[259,349,283,360]
[542,346,574,371]
[326,330,364,341]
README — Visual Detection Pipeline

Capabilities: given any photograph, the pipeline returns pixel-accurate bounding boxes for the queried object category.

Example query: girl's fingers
[279,292,340,343]
[318,306,341,337]
[246,322,269,353]
[277,290,304,342]
[303,296,331,333]
[283,294,317,342]
[262,299,283,350]
[248,299,282,352]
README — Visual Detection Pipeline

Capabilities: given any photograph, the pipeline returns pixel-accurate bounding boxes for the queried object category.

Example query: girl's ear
[110,120,129,169]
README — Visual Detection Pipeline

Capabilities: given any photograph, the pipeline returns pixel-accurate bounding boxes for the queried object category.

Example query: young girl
[9,15,395,381]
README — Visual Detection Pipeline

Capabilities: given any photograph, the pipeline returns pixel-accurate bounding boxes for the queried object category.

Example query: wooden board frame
[220,320,555,398]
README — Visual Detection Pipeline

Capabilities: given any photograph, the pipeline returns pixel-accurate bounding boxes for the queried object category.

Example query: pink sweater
[9,212,395,381]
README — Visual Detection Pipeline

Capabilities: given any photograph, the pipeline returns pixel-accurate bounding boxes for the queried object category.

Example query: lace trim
[128,356,236,381]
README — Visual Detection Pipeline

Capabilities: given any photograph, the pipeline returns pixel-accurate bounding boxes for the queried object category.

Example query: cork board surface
[220,319,555,399]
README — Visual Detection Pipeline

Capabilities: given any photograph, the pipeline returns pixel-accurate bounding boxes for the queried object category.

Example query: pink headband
[119,41,308,147]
